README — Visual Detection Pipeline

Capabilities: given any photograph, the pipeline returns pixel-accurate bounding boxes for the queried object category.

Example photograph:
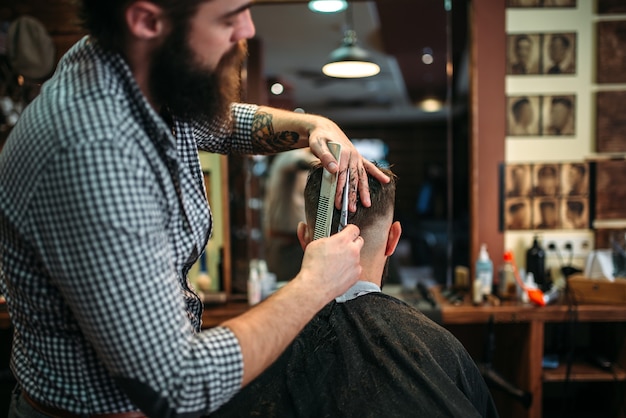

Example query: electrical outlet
[544,236,592,259]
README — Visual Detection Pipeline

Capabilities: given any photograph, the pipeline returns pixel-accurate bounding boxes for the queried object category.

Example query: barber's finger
[316,142,339,174]
[334,167,348,209]
[364,159,390,184]
[352,160,367,211]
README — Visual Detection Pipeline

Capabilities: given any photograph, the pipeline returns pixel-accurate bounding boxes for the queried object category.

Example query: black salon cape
[211,293,499,418]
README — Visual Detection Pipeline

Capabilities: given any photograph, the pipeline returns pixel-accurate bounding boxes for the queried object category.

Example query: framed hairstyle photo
[561,197,589,229]
[541,95,575,136]
[507,95,541,136]
[597,0,626,14]
[532,163,560,197]
[507,0,576,8]
[534,198,560,230]
[595,160,626,220]
[596,91,626,153]
[597,20,626,84]
[507,34,541,75]
[561,162,589,197]
[542,32,577,75]
[507,0,541,7]
[505,198,532,230]
[505,163,532,198]
[542,0,576,7]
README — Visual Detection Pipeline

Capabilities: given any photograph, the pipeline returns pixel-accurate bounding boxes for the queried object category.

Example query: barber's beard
[150,31,247,121]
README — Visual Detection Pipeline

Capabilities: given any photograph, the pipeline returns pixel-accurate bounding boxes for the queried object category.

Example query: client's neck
[357,253,385,288]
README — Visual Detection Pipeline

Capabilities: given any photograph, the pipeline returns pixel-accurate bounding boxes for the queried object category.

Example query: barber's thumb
[338,224,362,242]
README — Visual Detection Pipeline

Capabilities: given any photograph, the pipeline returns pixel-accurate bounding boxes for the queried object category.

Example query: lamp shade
[322,30,380,78]
[308,0,348,13]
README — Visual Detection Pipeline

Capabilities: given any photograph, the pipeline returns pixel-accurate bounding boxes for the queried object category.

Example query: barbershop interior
[1,0,626,417]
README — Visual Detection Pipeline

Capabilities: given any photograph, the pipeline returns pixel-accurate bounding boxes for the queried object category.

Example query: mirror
[228,0,471,293]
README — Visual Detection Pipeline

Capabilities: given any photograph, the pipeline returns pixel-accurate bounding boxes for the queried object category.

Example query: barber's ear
[296,222,311,250]
[125,1,166,40]
[384,221,402,257]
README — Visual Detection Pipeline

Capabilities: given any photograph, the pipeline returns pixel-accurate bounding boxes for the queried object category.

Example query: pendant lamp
[308,0,348,13]
[321,4,380,78]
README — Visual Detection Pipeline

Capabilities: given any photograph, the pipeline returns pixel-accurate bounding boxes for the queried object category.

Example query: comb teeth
[312,142,341,240]
[313,196,331,240]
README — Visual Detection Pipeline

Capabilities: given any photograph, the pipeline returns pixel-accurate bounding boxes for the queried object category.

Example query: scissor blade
[338,170,349,232]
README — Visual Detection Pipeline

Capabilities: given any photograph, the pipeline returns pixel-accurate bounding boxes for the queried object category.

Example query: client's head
[297,163,401,285]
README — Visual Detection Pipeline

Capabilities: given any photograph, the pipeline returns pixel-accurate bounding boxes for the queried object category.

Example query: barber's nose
[234,9,255,41]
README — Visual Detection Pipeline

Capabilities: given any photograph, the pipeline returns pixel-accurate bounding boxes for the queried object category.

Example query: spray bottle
[475,244,494,303]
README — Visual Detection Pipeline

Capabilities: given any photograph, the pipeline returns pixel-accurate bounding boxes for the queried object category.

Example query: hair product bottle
[526,235,546,290]
[499,251,519,300]
[475,244,494,302]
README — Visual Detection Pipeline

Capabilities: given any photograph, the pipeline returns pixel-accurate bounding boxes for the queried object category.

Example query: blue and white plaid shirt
[0,36,258,416]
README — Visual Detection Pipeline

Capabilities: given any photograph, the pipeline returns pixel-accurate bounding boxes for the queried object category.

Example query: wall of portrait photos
[502,162,589,231]
[504,0,626,266]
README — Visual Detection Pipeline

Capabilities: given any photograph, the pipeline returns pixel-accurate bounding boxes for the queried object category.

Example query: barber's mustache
[218,40,248,70]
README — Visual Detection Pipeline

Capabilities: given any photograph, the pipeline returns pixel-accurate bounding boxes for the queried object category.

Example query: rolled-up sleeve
[194,103,258,155]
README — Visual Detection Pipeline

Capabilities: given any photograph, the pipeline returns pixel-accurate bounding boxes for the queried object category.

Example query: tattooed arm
[251,106,389,211]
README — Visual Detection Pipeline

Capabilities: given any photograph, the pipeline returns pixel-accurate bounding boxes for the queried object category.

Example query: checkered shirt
[0,36,258,415]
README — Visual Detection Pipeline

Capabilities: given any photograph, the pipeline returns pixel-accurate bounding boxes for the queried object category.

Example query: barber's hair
[75,0,205,52]
[303,163,397,234]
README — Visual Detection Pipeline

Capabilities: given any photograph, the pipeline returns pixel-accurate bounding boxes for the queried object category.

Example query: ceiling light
[417,98,444,112]
[322,29,380,78]
[422,47,434,65]
[270,82,284,95]
[308,1,348,13]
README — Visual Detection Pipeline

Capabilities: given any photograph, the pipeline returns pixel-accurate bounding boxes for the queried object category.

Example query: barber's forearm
[250,106,321,154]
[221,272,328,387]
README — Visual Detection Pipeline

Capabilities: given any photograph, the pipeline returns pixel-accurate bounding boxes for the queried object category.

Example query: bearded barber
[0,0,389,416]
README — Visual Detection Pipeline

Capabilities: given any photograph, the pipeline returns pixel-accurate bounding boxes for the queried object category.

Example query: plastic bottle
[196,251,212,293]
[526,236,546,291]
[247,259,262,306]
[473,275,483,305]
[499,251,518,300]
[521,272,537,304]
[475,244,494,300]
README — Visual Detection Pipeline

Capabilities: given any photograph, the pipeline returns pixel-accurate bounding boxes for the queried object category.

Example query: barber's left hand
[307,118,390,212]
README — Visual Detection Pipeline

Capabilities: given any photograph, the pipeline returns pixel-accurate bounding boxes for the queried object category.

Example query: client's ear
[296,221,311,250]
[384,221,402,256]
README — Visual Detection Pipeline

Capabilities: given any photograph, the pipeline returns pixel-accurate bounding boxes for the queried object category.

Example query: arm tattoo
[251,111,300,153]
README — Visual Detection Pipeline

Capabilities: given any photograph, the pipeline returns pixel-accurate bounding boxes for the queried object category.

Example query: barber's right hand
[298,224,363,301]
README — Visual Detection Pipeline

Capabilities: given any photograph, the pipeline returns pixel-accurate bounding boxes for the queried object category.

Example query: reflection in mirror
[229,0,470,293]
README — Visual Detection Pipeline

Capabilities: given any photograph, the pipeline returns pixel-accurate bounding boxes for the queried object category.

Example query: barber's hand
[307,118,390,212]
[299,224,363,300]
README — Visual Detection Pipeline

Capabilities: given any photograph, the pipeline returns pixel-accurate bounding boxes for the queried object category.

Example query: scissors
[338,169,350,232]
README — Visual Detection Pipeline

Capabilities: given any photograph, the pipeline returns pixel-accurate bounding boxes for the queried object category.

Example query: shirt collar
[335,281,381,303]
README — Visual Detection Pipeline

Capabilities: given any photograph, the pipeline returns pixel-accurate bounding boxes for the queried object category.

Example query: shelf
[543,362,626,383]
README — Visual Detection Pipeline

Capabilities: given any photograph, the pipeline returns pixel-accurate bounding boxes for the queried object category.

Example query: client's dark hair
[303,163,397,234]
